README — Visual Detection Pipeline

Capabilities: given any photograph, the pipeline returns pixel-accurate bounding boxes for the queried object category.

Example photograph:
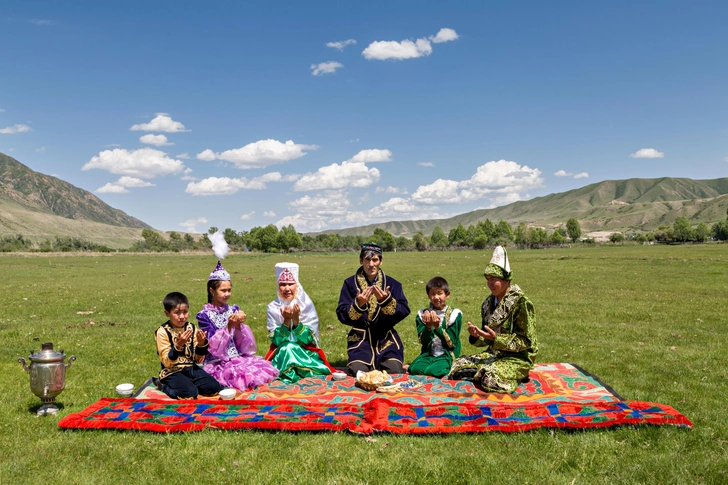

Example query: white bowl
[116,383,134,397]
[219,388,237,400]
[332,372,347,381]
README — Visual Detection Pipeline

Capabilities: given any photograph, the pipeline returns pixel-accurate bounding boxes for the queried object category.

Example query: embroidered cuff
[381,296,397,315]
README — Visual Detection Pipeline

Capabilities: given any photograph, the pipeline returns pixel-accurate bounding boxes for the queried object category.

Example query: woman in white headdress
[265,262,335,383]
[448,246,539,393]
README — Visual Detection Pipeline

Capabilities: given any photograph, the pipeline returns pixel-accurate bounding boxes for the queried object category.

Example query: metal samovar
[18,342,76,416]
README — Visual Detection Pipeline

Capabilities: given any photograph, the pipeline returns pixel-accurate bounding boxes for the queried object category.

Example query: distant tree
[495,220,513,242]
[395,236,413,250]
[448,223,468,247]
[566,218,582,242]
[277,224,302,251]
[478,219,497,241]
[430,227,448,249]
[472,235,489,250]
[609,232,625,244]
[672,217,694,243]
[372,228,396,252]
[248,225,280,251]
[527,227,548,247]
[695,222,709,243]
[183,233,196,248]
[413,232,428,251]
[549,230,566,245]
[514,222,528,247]
[199,233,212,249]
[713,220,728,241]
[141,229,169,251]
[208,226,219,235]
[223,228,246,250]
[711,209,728,241]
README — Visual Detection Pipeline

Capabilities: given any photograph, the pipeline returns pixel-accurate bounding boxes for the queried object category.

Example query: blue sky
[1,1,727,233]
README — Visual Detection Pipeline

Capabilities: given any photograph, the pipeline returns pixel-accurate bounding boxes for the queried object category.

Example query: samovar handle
[18,357,30,372]
[65,355,76,369]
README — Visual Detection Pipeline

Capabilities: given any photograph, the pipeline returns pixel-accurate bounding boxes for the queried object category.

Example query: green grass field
[1,246,727,484]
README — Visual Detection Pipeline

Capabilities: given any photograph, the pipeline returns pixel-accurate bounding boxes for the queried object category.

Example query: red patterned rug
[58,363,692,434]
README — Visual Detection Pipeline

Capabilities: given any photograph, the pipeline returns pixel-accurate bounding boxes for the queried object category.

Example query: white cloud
[555,170,588,179]
[376,185,407,194]
[180,175,197,181]
[418,162,435,167]
[197,139,317,169]
[35,146,46,153]
[117,176,155,188]
[412,160,543,205]
[412,179,462,204]
[348,138,360,143]
[724,156,728,163]
[240,211,255,220]
[294,161,380,191]
[263,211,276,217]
[140,134,173,146]
[0,124,32,134]
[362,28,458,61]
[94,176,155,194]
[196,149,216,161]
[130,114,189,133]
[179,217,207,233]
[0,107,5,112]
[83,148,186,178]
[430,28,459,43]
[326,39,357,51]
[185,171,292,196]
[368,197,418,218]
[96,183,129,194]
[363,38,432,60]
[311,61,343,76]
[290,192,351,216]
[348,148,392,163]
[278,191,357,231]
[630,148,664,159]
[30,19,54,26]
[176,152,190,159]
[104,143,121,148]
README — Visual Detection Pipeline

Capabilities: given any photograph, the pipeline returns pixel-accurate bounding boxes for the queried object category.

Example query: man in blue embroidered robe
[336,243,411,376]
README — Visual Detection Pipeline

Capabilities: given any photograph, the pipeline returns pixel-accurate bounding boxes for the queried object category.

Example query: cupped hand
[356,286,374,307]
[175,328,193,349]
[373,285,390,303]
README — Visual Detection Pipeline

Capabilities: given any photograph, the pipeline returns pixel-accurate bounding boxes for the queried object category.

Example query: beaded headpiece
[209,260,231,281]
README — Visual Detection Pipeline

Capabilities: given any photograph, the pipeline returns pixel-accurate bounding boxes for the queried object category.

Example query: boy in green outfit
[408,276,462,378]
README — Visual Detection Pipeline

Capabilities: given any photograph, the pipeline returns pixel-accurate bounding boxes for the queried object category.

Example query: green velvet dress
[266,324,332,383]
[448,284,538,393]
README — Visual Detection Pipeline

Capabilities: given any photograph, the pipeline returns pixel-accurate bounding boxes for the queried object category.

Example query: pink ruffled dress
[196,303,279,391]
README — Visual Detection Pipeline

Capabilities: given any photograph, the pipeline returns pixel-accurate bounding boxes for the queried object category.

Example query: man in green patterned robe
[448,246,538,393]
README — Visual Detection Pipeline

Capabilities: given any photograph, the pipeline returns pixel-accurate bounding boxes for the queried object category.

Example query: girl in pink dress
[197,260,279,391]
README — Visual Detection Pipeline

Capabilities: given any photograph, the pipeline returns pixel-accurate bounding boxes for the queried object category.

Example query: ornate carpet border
[58,397,692,435]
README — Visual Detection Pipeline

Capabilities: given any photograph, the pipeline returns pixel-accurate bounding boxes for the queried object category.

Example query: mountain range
[2,151,727,244]
[321,177,728,237]
[0,152,149,248]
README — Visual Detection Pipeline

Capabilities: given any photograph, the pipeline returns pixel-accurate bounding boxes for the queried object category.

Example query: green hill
[0,152,151,248]
[323,177,728,237]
